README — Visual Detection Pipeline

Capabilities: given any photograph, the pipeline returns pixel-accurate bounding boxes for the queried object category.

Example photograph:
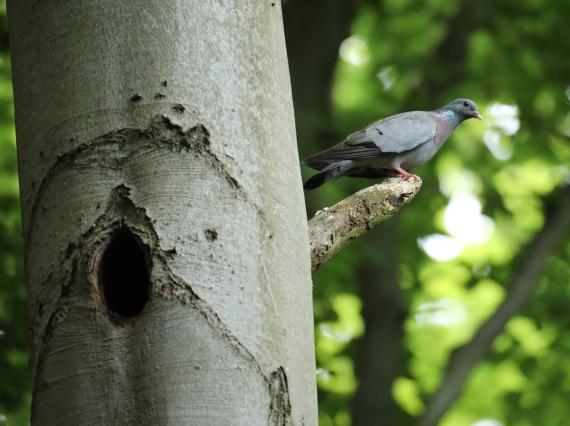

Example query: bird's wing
[346,111,437,154]
[303,140,380,170]
[304,111,438,170]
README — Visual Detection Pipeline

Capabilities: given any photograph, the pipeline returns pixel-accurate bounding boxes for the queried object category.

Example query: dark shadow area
[99,228,149,318]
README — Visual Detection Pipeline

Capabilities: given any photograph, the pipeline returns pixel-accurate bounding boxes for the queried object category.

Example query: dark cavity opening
[99,228,149,318]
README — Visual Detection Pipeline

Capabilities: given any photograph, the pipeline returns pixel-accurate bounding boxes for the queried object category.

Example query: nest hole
[98,228,149,318]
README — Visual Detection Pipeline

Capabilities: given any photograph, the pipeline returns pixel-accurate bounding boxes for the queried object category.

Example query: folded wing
[305,111,437,170]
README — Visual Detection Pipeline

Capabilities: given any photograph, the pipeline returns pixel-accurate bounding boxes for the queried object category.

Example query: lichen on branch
[308,177,422,271]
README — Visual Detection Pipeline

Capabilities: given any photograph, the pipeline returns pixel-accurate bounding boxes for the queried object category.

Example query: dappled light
[414,298,467,328]
[339,35,370,67]
[1,0,570,423]
[471,419,504,426]
[485,103,520,136]
[444,193,495,245]
[483,103,520,160]
[376,65,395,91]
[484,130,513,161]
[300,0,570,423]
[418,234,463,261]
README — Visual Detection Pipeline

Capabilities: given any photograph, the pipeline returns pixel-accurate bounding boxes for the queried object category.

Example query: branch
[418,184,570,426]
[308,177,422,271]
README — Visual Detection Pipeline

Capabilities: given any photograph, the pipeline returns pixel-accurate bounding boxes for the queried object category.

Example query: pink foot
[394,167,419,180]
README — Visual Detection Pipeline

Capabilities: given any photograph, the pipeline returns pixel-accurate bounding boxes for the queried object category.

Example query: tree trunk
[352,223,409,425]
[8,1,317,424]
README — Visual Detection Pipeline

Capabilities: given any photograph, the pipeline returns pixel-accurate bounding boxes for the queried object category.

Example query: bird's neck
[434,108,463,128]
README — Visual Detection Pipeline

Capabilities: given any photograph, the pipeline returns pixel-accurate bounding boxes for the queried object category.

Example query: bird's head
[447,98,483,121]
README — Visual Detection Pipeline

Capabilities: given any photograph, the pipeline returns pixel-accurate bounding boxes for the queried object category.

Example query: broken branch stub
[308,177,422,271]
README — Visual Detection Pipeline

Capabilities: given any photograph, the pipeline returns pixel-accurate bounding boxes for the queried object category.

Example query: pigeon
[303,99,482,190]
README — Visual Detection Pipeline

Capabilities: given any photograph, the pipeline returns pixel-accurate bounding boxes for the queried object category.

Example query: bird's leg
[394,167,419,180]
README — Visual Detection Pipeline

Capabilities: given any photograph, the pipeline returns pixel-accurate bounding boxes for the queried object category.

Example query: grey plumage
[303,99,482,190]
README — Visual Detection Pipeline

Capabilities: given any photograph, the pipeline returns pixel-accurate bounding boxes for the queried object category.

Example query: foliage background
[1,0,570,425]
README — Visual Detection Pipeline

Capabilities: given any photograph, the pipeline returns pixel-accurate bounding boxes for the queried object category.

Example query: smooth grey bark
[8,1,316,425]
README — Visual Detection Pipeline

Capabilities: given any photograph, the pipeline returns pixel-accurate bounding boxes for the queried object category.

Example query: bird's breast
[399,129,452,169]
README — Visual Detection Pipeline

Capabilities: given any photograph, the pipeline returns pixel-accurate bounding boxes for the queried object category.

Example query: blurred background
[1,0,570,425]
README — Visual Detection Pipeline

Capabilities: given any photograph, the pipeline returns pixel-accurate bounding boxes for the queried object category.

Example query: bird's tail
[303,160,353,190]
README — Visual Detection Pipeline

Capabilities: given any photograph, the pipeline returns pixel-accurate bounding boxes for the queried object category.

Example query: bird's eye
[463,101,469,107]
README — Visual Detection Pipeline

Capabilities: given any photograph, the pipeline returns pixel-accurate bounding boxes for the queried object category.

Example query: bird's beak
[473,112,483,121]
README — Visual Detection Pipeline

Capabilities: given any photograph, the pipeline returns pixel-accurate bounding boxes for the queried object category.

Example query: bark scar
[268,366,292,425]
[28,116,285,419]
[25,115,244,247]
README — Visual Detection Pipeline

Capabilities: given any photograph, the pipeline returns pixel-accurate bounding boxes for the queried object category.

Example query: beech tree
[7,1,320,424]
[6,0,422,423]
[3,0,570,424]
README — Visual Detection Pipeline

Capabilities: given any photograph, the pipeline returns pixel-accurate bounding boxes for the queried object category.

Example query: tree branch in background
[418,184,570,426]
[308,178,422,271]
